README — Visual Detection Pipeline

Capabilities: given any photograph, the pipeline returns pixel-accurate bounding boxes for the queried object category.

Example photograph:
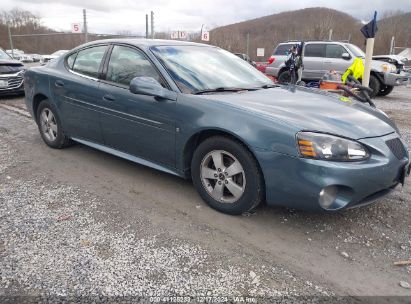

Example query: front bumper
[0,72,25,96]
[254,132,409,212]
[265,66,280,77]
[383,72,409,86]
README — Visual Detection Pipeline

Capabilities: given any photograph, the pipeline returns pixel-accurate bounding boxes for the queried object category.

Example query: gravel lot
[0,84,410,302]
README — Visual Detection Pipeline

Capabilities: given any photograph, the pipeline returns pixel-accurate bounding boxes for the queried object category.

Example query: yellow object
[341,58,364,83]
[339,96,352,103]
[298,140,317,157]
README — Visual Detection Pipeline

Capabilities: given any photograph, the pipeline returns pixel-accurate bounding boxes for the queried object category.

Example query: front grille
[0,75,23,90]
[386,138,408,160]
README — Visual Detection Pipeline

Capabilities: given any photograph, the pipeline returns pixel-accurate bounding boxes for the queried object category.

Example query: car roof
[76,38,211,50]
[278,41,348,45]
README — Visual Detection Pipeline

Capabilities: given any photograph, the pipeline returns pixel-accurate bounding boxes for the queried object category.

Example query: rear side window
[304,44,325,57]
[273,44,293,55]
[66,52,77,69]
[72,45,107,78]
[325,44,346,58]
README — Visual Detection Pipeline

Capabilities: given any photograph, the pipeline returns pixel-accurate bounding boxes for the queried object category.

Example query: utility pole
[8,24,14,58]
[145,14,149,39]
[83,9,88,43]
[150,11,154,39]
[389,36,395,55]
[362,11,378,87]
[328,29,333,41]
[246,33,250,56]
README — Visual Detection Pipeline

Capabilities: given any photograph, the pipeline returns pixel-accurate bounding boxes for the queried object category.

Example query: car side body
[24,39,410,213]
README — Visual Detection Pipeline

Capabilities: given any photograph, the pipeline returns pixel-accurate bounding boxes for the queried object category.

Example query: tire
[191,136,264,215]
[377,85,394,97]
[278,70,291,84]
[36,99,71,149]
[368,74,381,98]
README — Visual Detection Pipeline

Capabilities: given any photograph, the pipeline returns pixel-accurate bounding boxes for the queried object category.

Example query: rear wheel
[191,136,264,215]
[36,99,71,149]
[377,85,394,97]
[278,70,291,84]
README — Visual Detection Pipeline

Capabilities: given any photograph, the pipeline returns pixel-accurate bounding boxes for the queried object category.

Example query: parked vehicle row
[4,49,70,64]
[265,41,410,97]
[40,50,69,65]
[24,39,409,215]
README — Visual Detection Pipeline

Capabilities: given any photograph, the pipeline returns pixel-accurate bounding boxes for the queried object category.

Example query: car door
[51,45,108,143]
[98,44,176,167]
[302,43,326,79]
[323,44,353,74]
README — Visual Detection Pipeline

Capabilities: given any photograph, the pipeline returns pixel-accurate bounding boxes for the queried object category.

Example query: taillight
[268,56,275,64]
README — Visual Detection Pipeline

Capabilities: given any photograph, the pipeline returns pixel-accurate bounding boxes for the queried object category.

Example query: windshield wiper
[193,87,256,95]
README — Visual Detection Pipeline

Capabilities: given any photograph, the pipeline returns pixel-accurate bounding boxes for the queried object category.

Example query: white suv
[265,41,409,97]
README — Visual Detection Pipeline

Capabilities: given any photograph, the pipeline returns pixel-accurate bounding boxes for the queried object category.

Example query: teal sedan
[24,39,410,215]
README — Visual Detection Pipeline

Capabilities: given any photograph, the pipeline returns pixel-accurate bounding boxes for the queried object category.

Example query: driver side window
[106,45,164,87]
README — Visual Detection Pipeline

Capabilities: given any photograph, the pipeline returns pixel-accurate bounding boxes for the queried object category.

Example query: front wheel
[191,136,264,215]
[368,74,381,98]
[377,85,394,96]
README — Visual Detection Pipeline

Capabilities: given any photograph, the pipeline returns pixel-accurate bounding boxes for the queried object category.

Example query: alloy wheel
[40,108,58,142]
[200,150,246,204]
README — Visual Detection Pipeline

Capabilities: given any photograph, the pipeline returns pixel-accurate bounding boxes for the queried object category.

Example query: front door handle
[55,80,64,87]
[103,94,115,102]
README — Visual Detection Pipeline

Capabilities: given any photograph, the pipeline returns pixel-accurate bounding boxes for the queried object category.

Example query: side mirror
[130,77,167,99]
[342,52,351,60]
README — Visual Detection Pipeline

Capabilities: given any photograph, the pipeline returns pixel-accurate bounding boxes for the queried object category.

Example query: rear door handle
[55,80,64,87]
[103,94,115,102]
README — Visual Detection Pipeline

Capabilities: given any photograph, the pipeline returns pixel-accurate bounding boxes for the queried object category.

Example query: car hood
[0,59,25,74]
[370,59,397,71]
[373,55,407,65]
[43,55,58,59]
[196,86,397,139]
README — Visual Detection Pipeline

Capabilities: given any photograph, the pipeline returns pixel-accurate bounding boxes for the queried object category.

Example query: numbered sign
[71,23,81,33]
[179,31,187,39]
[256,48,265,57]
[171,31,179,39]
[201,31,210,41]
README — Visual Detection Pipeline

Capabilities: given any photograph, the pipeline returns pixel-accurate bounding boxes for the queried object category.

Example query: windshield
[345,44,365,58]
[274,44,294,55]
[52,50,68,56]
[0,49,12,60]
[151,45,272,94]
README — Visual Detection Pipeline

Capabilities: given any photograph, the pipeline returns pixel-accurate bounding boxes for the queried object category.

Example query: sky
[3,0,411,35]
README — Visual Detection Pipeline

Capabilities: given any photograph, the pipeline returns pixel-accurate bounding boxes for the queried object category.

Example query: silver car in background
[265,41,409,97]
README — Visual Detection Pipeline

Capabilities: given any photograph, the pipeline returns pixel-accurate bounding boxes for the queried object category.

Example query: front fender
[174,94,300,171]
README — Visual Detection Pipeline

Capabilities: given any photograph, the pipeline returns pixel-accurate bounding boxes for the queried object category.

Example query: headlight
[297,132,369,161]
[381,63,396,73]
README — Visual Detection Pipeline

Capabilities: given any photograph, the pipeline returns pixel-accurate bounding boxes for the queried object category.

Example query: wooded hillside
[1,7,410,59]
[208,8,411,60]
